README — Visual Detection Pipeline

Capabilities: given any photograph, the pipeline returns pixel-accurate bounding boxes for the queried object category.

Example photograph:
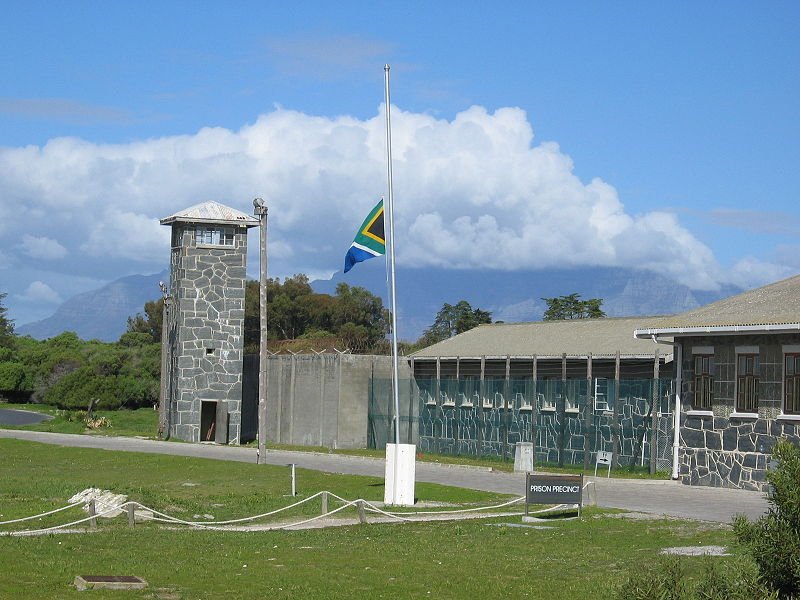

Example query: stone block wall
[168,224,248,443]
[680,415,798,490]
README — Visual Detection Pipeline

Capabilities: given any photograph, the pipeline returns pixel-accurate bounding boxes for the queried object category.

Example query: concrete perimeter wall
[242,354,412,449]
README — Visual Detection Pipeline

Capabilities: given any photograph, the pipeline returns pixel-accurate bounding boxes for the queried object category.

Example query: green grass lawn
[0,401,159,437]
[0,439,740,599]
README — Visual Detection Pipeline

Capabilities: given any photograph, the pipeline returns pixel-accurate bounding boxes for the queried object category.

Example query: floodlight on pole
[254,198,269,464]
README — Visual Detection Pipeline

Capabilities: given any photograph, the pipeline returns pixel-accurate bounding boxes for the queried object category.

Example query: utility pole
[158,280,172,440]
[254,198,269,464]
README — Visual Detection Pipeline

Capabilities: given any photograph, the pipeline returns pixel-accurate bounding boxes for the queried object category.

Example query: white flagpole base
[384,443,416,506]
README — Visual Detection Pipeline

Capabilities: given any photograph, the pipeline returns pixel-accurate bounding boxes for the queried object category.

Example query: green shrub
[733,438,800,598]
[116,375,158,408]
[616,555,777,600]
[44,366,118,409]
[0,361,26,391]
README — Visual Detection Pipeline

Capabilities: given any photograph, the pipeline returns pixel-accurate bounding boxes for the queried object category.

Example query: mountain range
[17,264,741,343]
[17,271,169,342]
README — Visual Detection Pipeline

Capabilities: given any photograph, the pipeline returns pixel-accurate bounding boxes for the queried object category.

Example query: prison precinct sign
[525,473,583,506]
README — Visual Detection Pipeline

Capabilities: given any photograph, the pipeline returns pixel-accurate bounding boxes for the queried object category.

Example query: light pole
[254,198,268,464]
[158,280,172,440]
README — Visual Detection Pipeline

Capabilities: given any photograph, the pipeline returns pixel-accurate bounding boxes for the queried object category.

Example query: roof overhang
[634,323,800,339]
[410,353,672,362]
[159,215,259,227]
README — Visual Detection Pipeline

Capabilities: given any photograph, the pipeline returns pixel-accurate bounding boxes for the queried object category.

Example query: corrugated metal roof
[160,201,260,227]
[412,316,671,360]
[633,274,800,333]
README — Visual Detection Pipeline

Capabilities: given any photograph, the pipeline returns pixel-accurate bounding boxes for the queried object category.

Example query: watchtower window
[195,226,235,246]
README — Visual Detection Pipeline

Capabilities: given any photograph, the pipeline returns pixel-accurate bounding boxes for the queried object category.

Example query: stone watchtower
[160,201,259,444]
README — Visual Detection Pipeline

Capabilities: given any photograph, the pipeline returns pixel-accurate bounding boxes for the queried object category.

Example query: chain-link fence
[369,377,674,472]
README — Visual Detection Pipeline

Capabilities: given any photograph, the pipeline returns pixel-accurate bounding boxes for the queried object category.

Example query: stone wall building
[635,275,800,491]
[160,201,259,444]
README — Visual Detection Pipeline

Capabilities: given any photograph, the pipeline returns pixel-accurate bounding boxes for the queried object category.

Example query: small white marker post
[288,463,296,497]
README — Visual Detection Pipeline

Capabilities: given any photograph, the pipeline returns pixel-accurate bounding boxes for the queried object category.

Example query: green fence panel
[369,376,674,471]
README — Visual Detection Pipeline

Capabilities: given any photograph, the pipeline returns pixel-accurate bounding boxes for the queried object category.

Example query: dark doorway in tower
[200,400,218,442]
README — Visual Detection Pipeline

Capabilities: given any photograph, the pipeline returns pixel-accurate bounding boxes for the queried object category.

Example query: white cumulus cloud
[19,235,67,260]
[727,256,797,289]
[81,209,170,263]
[18,281,62,304]
[0,104,744,292]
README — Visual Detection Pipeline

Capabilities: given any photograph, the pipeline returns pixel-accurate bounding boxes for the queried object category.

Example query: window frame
[194,226,235,247]
[692,354,714,411]
[784,353,800,415]
[594,377,610,412]
[735,352,760,414]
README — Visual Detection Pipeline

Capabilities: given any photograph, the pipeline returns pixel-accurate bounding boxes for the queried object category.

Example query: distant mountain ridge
[312,265,742,339]
[17,265,741,342]
[17,271,167,342]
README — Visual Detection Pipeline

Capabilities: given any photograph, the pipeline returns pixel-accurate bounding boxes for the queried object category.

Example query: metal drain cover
[74,575,148,591]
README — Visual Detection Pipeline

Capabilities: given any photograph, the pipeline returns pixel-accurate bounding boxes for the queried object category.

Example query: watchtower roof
[160,201,260,227]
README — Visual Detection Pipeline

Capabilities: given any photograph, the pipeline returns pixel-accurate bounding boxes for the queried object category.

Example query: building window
[785,354,800,415]
[594,378,610,412]
[195,226,234,246]
[736,353,760,413]
[693,354,714,410]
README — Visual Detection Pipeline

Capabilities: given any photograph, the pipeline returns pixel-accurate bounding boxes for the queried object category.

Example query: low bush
[616,555,777,600]
[733,439,800,598]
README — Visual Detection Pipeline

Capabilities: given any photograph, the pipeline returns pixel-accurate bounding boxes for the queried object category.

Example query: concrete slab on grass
[74,575,148,591]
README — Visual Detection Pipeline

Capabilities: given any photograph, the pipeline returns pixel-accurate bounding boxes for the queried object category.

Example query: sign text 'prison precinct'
[526,473,583,505]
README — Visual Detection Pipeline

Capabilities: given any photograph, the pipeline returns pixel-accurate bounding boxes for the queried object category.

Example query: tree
[332,283,388,350]
[125,298,164,343]
[417,300,492,347]
[268,274,314,340]
[0,362,26,393]
[542,293,605,320]
[243,277,389,353]
[0,292,14,349]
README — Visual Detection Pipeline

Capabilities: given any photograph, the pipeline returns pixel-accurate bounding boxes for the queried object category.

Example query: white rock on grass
[660,545,729,556]
[68,488,153,520]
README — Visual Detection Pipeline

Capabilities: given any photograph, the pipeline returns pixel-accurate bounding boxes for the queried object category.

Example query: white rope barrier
[273,499,361,529]
[367,495,525,517]
[0,501,83,525]
[142,504,238,532]
[1,502,131,537]
[171,491,325,526]
[1,490,577,537]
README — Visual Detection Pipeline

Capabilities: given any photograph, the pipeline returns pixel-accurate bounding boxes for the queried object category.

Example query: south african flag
[343,199,386,273]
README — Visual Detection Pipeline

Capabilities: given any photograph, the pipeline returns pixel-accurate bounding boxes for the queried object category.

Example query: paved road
[0,429,769,523]
[0,408,53,426]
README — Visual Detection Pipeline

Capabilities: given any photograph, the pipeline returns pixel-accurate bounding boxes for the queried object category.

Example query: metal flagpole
[384,64,402,449]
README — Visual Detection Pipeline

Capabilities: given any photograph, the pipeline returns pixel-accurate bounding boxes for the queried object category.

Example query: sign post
[525,473,584,518]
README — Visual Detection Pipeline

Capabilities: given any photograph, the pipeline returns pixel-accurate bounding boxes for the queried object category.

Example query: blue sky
[1,1,799,326]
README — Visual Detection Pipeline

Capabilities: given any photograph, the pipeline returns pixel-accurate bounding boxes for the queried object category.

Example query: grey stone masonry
[166,219,251,444]
[677,333,800,491]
